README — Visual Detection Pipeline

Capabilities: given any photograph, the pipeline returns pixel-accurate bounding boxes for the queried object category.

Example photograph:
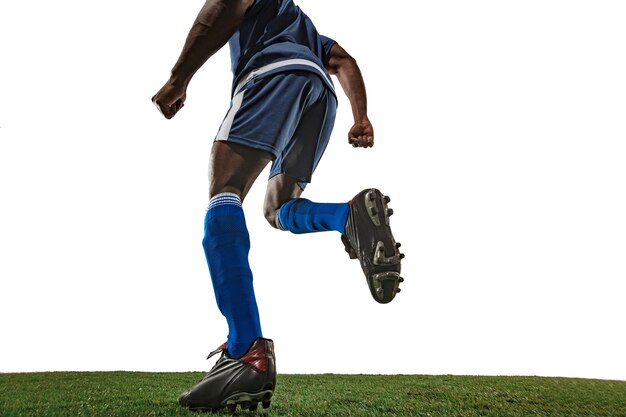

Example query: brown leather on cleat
[342,188,404,303]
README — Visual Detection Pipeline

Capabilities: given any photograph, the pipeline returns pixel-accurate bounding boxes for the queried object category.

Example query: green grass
[1,373,625,417]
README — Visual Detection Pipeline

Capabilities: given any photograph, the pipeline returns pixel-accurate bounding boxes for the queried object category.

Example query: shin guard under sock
[202,193,262,357]
[276,198,349,234]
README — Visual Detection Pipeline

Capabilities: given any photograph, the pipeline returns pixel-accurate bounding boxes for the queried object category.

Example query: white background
[1,1,625,381]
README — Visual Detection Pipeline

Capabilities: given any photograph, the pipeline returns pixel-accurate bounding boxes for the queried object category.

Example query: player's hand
[348,118,374,148]
[152,80,187,119]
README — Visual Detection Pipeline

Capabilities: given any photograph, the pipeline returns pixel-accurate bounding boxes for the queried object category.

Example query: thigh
[208,141,273,201]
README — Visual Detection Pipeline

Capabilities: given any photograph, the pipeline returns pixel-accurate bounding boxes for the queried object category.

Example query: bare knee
[263,174,303,229]
[263,203,281,229]
[263,207,278,229]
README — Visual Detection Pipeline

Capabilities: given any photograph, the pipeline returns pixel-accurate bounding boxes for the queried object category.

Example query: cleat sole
[222,390,274,412]
[365,191,382,226]
[189,389,273,413]
[373,241,402,266]
[343,188,405,303]
[371,271,402,302]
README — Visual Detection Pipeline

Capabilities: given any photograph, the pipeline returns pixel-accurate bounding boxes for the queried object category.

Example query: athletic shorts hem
[215,136,280,159]
[267,169,310,191]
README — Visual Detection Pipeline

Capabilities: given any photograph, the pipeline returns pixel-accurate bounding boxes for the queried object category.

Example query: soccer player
[152,0,405,411]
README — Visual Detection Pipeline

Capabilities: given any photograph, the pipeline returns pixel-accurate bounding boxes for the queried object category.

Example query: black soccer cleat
[342,188,404,304]
[178,338,276,412]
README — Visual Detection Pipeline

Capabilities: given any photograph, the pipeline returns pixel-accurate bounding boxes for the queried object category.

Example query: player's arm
[325,43,373,148]
[152,0,254,119]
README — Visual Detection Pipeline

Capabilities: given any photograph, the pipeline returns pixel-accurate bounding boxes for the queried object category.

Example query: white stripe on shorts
[216,59,332,143]
[216,88,245,142]
[233,58,333,96]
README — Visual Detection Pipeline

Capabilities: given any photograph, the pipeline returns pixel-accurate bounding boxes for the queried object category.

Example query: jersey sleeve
[319,35,337,63]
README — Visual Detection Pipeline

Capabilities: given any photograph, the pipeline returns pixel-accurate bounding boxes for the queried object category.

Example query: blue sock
[202,193,262,357]
[276,198,349,234]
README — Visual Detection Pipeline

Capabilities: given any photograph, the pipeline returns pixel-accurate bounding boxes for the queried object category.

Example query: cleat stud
[395,242,402,248]
[368,191,376,201]
[384,195,391,203]
[262,400,271,409]
[227,404,237,413]
[399,253,405,259]
[387,208,394,216]
[241,401,251,410]
[396,288,402,293]
[399,277,404,282]
[370,207,378,215]
[249,403,258,411]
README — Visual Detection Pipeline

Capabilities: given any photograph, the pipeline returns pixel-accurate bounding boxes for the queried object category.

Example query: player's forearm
[334,57,369,123]
[169,0,248,87]
[337,59,367,122]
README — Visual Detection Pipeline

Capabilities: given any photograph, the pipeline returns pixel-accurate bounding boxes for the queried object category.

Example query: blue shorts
[215,71,338,189]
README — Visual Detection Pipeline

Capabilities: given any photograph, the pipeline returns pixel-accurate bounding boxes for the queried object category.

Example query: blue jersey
[228,0,336,95]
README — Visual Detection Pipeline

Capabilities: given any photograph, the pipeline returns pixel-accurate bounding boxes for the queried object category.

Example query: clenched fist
[348,118,374,148]
[152,80,187,119]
